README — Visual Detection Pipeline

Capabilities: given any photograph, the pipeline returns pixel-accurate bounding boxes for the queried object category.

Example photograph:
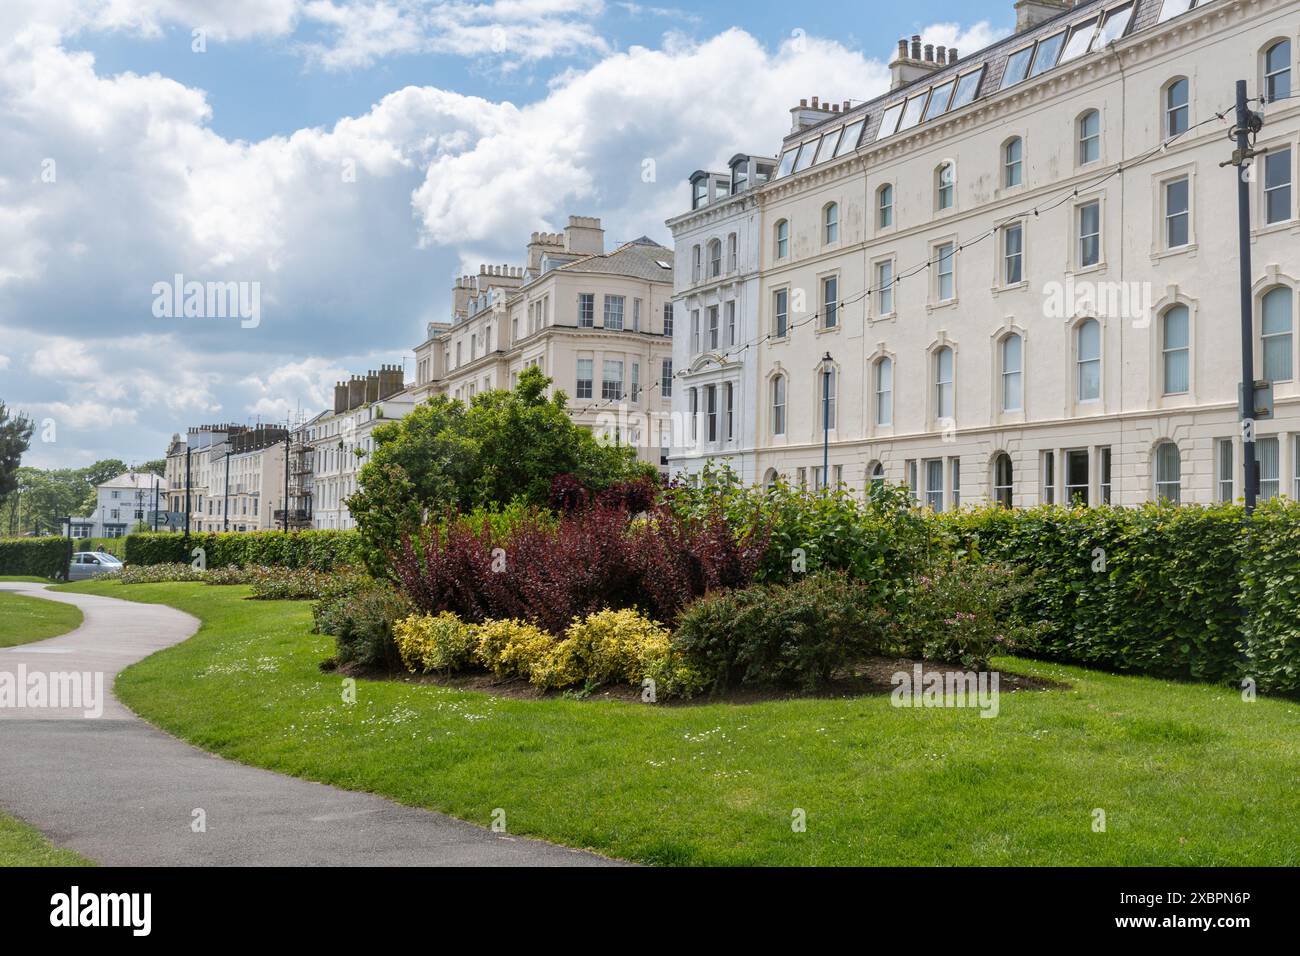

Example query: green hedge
[1240,501,1300,695]
[123,530,363,571]
[0,537,69,579]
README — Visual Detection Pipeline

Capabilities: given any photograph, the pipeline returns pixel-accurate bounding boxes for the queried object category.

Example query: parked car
[68,551,123,581]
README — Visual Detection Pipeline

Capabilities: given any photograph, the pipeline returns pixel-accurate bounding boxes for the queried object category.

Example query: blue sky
[0,1,1011,470]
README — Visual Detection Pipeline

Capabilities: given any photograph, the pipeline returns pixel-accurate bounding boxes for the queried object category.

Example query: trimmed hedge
[0,537,68,579]
[123,530,363,571]
[1240,501,1300,695]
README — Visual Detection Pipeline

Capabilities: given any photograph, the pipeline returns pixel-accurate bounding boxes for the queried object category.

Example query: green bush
[942,504,1245,682]
[392,612,480,675]
[672,572,891,692]
[315,584,413,670]
[109,563,206,584]
[0,537,68,579]
[246,566,371,601]
[888,560,1045,669]
[123,530,363,571]
[1240,500,1300,695]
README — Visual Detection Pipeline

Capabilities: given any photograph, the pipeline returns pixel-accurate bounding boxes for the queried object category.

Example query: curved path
[0,582,617,866]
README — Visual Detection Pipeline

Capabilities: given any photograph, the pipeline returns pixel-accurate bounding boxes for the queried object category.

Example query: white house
[65,471,165,539]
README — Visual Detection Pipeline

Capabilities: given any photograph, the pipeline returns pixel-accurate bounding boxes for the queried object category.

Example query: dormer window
[691,176,708,209]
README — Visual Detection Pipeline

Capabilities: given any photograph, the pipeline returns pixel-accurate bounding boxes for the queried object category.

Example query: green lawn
[0,591,84,647]
[0,813,93,867]
[60,580,1300,866]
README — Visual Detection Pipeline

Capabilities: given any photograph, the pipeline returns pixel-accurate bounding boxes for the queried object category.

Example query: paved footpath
[0,582,617,866]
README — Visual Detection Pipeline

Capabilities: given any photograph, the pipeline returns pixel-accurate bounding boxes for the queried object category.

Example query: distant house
[63,471,165,539]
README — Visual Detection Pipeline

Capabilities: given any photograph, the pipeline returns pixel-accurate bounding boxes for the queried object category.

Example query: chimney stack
[1015,0,1072,33]
[890,34,944,91]
[333,382,348,415]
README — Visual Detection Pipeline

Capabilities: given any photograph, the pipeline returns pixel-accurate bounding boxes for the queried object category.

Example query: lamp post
[821,352,833,493]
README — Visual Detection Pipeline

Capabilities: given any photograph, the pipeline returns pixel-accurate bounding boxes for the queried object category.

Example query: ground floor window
[993,453,1013,509]
[1065,450,1089,506]
[1155,441,1182,504]
[1258,437,1280,501]
[1217,439,1234,502]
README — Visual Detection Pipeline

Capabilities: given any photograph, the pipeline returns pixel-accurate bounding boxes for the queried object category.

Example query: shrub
[475,619,558,681]
[109,562,206,584]
[0,537,68,579]
[562,609,672,686]
[392,612,477,675]
[246,566,371,601]
[123,530,363,570]
[315,584,413,670]
[1240,500,1300,695]
[888,560,1044,669]
[672,573,891,692]
[202,565,262,585]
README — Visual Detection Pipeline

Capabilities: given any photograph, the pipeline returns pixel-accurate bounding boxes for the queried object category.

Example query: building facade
[671,0,1300,508]
[65,471,165,539]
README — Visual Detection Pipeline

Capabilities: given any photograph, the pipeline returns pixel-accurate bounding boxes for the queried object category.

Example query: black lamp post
[821,352,833,492]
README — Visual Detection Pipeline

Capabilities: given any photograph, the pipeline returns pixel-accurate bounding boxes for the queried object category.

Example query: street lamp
[821,352,833,493]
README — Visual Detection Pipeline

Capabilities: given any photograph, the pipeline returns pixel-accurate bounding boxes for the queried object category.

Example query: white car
[68,551,124,580]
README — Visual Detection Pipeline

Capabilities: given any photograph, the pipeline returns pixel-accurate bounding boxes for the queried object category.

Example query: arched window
[1000,333,1023,412]
[707,239,722,278]
[868,461,886,496]
[823,202,839,244]
[1262,286,1294,382]
[775,220,789,259]
[1165,78,1189,137]
[1155,442,1182,504]
[1162,305,1190,395]
[763,468,779,491]
[1265,39,1292,103]
[727,233,738,272]
[771,375,786,436]
[1076,319,1101,402]
[1004,137,1023,188]
[878,184,894,228]
[992,453,1014,509]
[875,356,893,426]
[1078,110,1101,164]
[934,346,954,421]
[936,162,955,210]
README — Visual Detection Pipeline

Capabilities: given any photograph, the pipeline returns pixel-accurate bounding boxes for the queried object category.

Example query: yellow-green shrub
[393,612,477,674]
[476,619,557,680]
[564,609,672,685]
[530,640,587,691]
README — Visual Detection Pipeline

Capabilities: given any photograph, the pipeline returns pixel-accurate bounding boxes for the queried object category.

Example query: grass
[59,579,1300,866]
[0,576,59,584]
[0,592,84,647]
[0,813,93,867]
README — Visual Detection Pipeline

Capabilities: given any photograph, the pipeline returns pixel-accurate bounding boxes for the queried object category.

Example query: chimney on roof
[890,34,944,91]
[564,215,604,256]
[789,94,838,132]
[347,375,366,410]
[333,382,348,415]
[949,48,959,64]
[1015,0,1072,33]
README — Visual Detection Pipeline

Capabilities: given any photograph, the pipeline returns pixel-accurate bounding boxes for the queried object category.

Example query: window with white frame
[1165,78,1189,137]
[1217,438,1235,503]
[936,162,955,210]
[876,260,894,315]
[705,385,718,442]
[576,358,593,399]
[1065,449,1090,505]
[824,203,839,244]
[1004,137,1023,188]
[924,459,944,512]
[878,184,894,228]
[707,305,719,350]
[725,300,737,346]
[907,460,919,504]
[690,309,700,353]
[993,453,1013,508]
[1265,148,1292,225]
[875,357,893,426]
[1003,222,1024,285]
[1100,446,1112,503]
[724,383,735,441]
[727,233,738,272]
[691,245,701,282]
[1001,333,1023,412]
[1077,319,1101,402]
[819,366,837,430]
[1258,436,1281,500]
[1079,110,1101,165]
[578,293,595,328]
[663,302,674,337]
[1043,451,1055,504]
[822,275,838,329]
[771,375,786,435]
[661,358,673,398]
[1155,442,1182,503]
[1078,200,1101,267]
[688,388,698,442]
[1262,286,1293,382]
[601,359,623,400]
[1265,39,1291,103]
[1162,305,1190,394]
[869,461,886,495]
[1165,176,1190,248]
[934,346,954,421]
[935,242,955,301]
[775,220,789,259]
[604,295,625,331]
[631,362,640,402]
[774,289,789,337]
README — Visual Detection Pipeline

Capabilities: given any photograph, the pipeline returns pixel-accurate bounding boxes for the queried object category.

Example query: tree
[347,367,655,552]
[0,401,34,501]
[137,459,166,477]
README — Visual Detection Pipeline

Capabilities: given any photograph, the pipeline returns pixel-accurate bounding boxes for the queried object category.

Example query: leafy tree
[0,401,34,501]
[348,366,655,552]
[137,459,166,477]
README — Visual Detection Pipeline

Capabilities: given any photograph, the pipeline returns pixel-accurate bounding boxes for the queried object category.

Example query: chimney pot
[811,95,819,108]
[949,48,958,64]
[799,98,808,107]
[897,39,908,59]
[937,45,946,62]
[911,35,922,59]
[843,100,851,111]
[924,44,934,62]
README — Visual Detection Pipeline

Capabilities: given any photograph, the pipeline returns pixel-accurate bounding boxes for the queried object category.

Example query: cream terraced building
[671,0,1300,508]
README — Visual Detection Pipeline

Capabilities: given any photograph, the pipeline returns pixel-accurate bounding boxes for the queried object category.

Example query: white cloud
[0,353,10,370]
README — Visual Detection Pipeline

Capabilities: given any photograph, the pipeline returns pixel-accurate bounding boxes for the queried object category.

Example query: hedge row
[0,537,69,579]
[123,530,363,571]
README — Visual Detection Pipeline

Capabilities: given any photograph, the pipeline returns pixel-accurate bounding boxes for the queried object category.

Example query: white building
[65,471,165,539]
[670,0,1300,508]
